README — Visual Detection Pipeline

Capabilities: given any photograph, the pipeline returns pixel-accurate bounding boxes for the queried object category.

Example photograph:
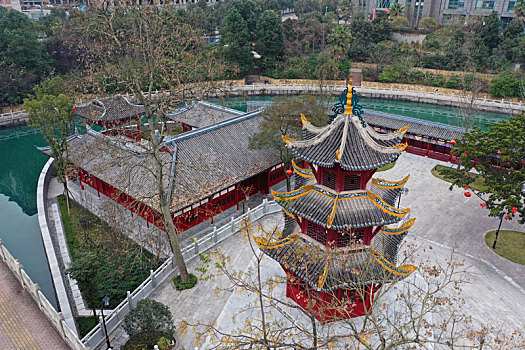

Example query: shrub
[377,62,410,83]
[173,273,198,290]
[123,299,175,348]
[157,336,172,350]
[391,16,409,30]
[419,17,437,31]
[489,74,521,98]
[446,77,459,89]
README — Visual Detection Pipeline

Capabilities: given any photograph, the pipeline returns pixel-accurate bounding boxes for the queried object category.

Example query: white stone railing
[0,239,89,350]
[81,199,282,350]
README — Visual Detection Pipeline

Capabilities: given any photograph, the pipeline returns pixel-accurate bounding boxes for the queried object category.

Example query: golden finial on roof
[344,76,353,115]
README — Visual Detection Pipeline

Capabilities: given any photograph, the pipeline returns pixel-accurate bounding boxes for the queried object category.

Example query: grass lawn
[484,230,525,265]
[431,165,488,192]
[57,195,163,334]
[377,161,396,172]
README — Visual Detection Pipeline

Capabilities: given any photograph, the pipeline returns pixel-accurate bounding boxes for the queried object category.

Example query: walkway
[113,152,525,348]
[0,259,70,350]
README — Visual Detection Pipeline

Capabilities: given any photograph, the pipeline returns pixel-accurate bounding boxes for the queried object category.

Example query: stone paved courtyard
[97,152,525,349]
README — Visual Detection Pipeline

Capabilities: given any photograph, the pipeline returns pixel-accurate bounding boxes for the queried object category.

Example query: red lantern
[497,150,501,155]
[512,207,517,214]
[464,192,471,197]
[452,156,457,161]
[463,185,469,190]
[286,169,293,176]
[450,140,456,145]
[505,215,510,220]
[73,106,78,111]
[480,203,487,208]
[462,152,467,157]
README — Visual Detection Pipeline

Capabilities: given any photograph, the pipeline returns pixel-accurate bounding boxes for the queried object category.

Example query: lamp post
[101,296,113,350]
[397,188,409,208]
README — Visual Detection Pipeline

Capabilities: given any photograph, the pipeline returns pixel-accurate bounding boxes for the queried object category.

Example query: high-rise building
[363,0,516,26]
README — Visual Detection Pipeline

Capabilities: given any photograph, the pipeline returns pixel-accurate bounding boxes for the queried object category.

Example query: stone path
[381,153,525,288]
[126,152,525,349]
[0,259,69,350]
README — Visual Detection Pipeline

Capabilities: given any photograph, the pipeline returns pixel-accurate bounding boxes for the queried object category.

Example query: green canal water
[0,126,57,308]
[0,97,509,311]
[212,96,509,129]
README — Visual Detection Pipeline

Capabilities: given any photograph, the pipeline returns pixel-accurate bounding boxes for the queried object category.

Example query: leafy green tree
[226,0,261,38]
[123,299,175,348]
[338,0,354,23]
[489,74,521,98]
[499,18,525,63]
[327,25,351,58]
[294,0,321,15]
[255,10,285,61]
[24,76,76,207]
[439,114,525,245]
[391,16,409,30]
[473,12,502,51]
[67,251,100,322]
[419,17,437,30]
[221,7,254,76]
[389,3,404,17]
[249,95,328,191]
[0,7,50,105]
[514,0,525,17]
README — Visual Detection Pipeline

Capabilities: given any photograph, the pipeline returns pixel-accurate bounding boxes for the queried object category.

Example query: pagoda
[255,83,417,322]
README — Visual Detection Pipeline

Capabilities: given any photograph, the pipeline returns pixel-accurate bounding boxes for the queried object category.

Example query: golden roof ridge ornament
[344,76,353,115]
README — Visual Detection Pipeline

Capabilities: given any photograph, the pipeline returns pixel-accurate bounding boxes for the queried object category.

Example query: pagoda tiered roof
[76,95,145,123]
[271,177,410,230]
[284,113,408,171]
[255,233,417,292]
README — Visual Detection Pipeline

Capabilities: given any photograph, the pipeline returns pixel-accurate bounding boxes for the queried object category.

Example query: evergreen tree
[255,10,284,60]
[0,7,50,105]
[221,7,254,76]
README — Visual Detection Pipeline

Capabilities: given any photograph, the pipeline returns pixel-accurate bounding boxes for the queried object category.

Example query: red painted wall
[284,268,380,322]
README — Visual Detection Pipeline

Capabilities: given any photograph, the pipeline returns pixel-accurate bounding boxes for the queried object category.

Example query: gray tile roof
[272,183,406,230]
[76,95,145,123]
[259,234,411,292]
[66,131,168,210]
[290,115,406,171]
[168,114,280,210]
[64,110,281,213]
[168,101,244,128]
[363,110,465,141]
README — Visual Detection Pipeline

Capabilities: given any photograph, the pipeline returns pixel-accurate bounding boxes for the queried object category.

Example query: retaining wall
[37,158,78,335]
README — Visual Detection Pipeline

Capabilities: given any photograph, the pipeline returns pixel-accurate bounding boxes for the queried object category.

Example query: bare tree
[183,217,524,349]
[66,0,228,283]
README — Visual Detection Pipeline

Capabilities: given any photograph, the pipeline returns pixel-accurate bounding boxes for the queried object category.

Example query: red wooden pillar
[236,186,240,210]
[425,139,430,156]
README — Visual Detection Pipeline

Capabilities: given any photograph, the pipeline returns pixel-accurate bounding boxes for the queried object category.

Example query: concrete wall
[392,32,427,43]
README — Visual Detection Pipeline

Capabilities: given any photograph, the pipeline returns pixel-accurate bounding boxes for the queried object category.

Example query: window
[344,174,361,191]
[448,0,464,9]
[507,0,515,12]
[337,230,364,248]
[322,169,336,190]
[307,222,328,245]
[476,0,494,9]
